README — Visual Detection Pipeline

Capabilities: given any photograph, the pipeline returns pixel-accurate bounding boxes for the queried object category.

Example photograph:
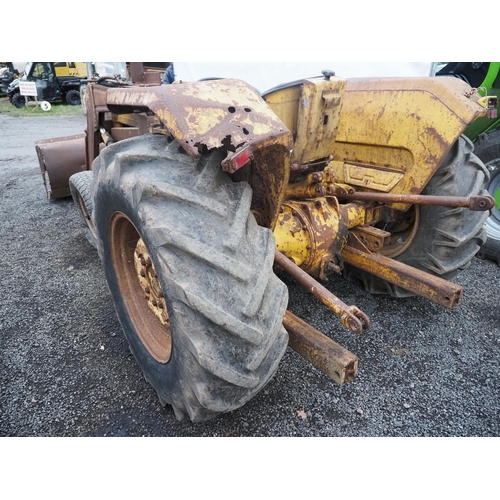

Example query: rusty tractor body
[35,63,496,422]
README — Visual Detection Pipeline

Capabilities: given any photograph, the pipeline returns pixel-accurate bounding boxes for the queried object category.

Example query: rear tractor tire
[473,128,500,265]
[344,135,490,296]
[91,134,289,422]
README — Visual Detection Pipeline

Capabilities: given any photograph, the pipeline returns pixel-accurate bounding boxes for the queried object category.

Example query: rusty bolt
[140,258,146,266]
[145,286,151,294]
[146,258,152,267]
[140,270,146,277]
[315,185,326,196]
[158,301,164,309]
[152,299,157,307]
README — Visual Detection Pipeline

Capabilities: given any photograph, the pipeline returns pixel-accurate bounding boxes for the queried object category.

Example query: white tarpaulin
[173,62,433,93]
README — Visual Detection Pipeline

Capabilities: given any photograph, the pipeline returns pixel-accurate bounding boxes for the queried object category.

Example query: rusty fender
[105,80,294,229]
[35,133,87,199]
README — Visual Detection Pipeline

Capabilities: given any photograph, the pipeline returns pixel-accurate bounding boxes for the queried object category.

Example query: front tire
[473,128,500,265]
[69,171,97,248]
[91,134,289,422]
[12,92,25,108]
[344,135,490,296]
[65,89,81,106]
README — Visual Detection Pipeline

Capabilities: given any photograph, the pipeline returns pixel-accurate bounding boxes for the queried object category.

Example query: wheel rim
[376,205,420,258]
[485,158,500,239]
[109,212,172,363]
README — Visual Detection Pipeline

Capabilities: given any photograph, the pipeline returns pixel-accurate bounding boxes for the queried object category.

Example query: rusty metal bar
[283,310,358,385]
[275,250,370,334]
[129,62,146,84]
[338,192,495,211]
[342,244,463,308]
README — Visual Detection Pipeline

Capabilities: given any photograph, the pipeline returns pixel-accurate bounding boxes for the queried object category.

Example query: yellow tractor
[35,63,496,422]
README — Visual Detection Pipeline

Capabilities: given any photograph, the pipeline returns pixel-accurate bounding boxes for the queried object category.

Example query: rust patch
[106,80,290,161]
[106,80,293,229]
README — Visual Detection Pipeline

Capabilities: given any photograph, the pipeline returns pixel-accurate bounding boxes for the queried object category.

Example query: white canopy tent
[172,62,433,93]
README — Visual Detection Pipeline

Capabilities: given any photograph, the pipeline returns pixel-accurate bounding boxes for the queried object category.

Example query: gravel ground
[1,112,499,437]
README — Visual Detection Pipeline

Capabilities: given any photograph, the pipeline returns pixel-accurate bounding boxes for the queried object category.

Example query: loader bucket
[35,133,87,199]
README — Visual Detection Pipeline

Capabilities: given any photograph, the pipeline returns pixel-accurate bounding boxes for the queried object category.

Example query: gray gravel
[1,112,499,437]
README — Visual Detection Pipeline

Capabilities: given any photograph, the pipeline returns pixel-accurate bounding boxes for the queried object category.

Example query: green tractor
[432,62,500,264]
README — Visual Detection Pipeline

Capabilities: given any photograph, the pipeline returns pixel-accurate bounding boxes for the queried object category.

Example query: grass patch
[0,95,85,117]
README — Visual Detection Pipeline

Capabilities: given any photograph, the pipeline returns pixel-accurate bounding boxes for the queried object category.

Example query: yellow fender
[329,77,489,209]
